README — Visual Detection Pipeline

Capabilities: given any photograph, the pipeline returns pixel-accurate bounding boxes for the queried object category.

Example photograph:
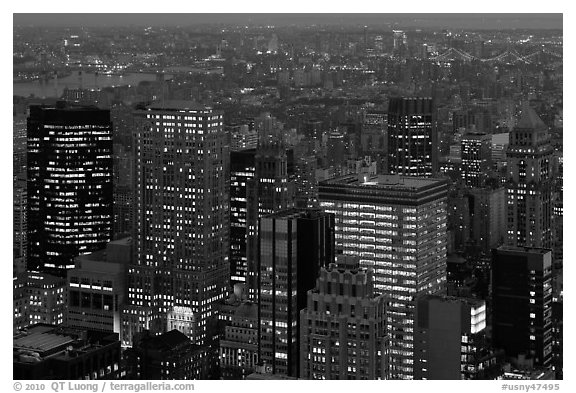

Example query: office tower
[125,330,210,380]
[229,124,258,151]
[361,110,387,159]
[124,101,229,347]
[387,97,437,177]
[14,178,27,276]
[219,301,259,379]
[505,105,553,248]
[27,103,113,277]
[461,132,492,187]
[468,186,506,253]
[327,130,346,167]
[14,325,121,380]
[13,272,66,330]
[112,147,134,239]
[319,174,448,379]
[246,139,294,300]
[294,155,318,208]
[492,247,553,368]
[414,295,502,380]
[447,187,471,253]
[300,262,388,380]
[230,148,256,285]
[258,209,335,377]
[14,115,27,178]
[66,238,130,333]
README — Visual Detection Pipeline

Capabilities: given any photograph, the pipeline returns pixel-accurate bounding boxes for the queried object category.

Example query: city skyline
[12,13,564,382]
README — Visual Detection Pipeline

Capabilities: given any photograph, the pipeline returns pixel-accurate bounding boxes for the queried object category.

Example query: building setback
[27,102,113,277]
[300,262,388,380]
[319,173,448,379]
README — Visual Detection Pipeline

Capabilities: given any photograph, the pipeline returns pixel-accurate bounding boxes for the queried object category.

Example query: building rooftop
[516,105,547,130]
[321,174,444,191]
[146,100,212,111]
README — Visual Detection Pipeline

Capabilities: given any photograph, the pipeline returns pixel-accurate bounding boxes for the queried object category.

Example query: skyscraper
[230,148,256,285]
[246,139,294,300]
[27,103,113,277]
[387,97,437,177]
[461,132,492,187]
[300,262,388,380]
[491,246,553,368]
[123,100,229,347]
[319,174,448,379]
[258,208,335,377]
[505,105,553,248]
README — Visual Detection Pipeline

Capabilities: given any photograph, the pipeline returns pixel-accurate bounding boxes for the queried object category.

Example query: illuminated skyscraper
[122,100,229,347]
[461,132,492,187]
[387,97,437,177]
[319,174,448,379]
[27,103,113,277]
[505,105,553,248]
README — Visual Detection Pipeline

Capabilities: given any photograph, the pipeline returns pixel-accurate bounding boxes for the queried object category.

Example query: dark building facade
[14,324,121,380]
[230,149,256,285]
[492,247,553,368]
[258,208,335,377]
[125,330,210,380]
[27,103,113,277]
[387,97,437,177]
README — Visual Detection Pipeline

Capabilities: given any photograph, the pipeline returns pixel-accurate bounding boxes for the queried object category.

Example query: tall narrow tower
[505,104,553,248]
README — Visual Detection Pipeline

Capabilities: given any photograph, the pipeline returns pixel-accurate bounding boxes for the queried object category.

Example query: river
[13,71,161,98]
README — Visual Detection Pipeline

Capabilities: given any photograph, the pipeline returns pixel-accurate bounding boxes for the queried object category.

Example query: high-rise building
[27,103,113,277]
[66,238,130,334]
[468,186,506,253]
[246,140,294,300]
[294,155,318,208]
[14,177,27,277]
[414,295,503,380]
[258,209,335,377]
[14,115,27,179]
[123,100,229,347]
[491,247,553,368]
[319,174,448,379]
[230,148,256,285]
[300,262,388,380]
[387,97,437,177]
[505,105,553,248]
[326,130,346,168]
[461,132,492,187]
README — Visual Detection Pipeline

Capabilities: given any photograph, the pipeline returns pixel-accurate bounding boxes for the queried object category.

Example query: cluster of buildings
[12,87,562,381]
